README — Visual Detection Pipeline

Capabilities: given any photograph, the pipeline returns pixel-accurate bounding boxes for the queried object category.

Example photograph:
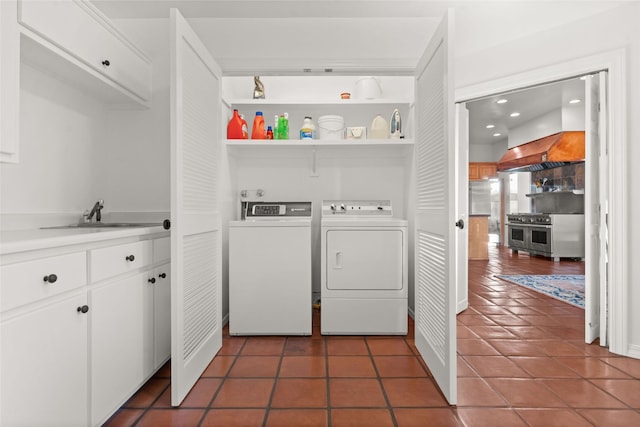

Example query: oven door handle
[507,223,551,229]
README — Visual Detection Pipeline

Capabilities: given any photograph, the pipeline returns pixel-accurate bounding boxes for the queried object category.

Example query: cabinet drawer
[153,237,170,264]
[1,251,87,311]
[90,241,152,283]
[19,0,151,101]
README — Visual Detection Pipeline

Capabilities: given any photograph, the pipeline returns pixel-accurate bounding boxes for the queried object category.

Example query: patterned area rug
[496,275,585,309]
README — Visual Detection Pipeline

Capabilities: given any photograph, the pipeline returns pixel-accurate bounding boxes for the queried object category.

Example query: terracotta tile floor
[106,246,640,426]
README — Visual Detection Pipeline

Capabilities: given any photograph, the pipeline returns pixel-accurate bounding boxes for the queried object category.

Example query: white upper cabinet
[1,0,152,163]
[0,0,20,163]
[18,0,152,104]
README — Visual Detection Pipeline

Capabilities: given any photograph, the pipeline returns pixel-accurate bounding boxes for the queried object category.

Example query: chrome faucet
[86,199,104,223]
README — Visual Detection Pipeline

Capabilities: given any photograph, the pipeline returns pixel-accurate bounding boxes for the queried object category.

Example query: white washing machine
[321,200,408,335]
[229,201,312,335]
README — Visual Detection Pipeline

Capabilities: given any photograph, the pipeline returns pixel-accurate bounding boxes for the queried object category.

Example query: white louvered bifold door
[414,10,457,405]
[170,8,223,406]
[585,71,609,345]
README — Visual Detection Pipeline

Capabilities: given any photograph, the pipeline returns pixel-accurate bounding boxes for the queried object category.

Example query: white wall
[469,140,506,162]
[508,109,562,148]
[508,106,586,148]
[96,50,170,214]
[562,104,586,131]
[1,63,105,227]
[456,2,640,356]
[231,148,411,296]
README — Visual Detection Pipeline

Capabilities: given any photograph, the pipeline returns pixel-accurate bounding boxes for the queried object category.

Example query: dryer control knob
[340,204,346,211]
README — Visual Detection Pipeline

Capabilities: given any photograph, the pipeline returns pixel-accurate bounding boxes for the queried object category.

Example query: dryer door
[326,230,403,290]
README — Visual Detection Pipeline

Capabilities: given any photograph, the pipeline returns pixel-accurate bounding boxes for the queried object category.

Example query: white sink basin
[42,222,162,229]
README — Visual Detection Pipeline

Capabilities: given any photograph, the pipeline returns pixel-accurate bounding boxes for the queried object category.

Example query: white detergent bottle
[370,114,389,139]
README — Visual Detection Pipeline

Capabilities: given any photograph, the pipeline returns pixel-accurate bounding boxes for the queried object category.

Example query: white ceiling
[465,76,587,146]
[92,1,614,146]
[94,1,624,75]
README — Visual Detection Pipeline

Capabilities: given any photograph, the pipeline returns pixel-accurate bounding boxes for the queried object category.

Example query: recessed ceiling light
[569,99,581,104]
[486,124,495,129]
[497,99,508,104]
[493,133,501,137]
[510,112,520,117]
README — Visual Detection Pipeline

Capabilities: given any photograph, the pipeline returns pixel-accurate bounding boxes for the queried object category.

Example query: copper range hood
[497,131,585,172]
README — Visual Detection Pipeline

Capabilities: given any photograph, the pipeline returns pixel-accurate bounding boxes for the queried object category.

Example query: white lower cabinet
[153,263,171,367]
[1,233,170,427]
[90,271,147,426]
[89,237,170,426]
[1,293,89,427]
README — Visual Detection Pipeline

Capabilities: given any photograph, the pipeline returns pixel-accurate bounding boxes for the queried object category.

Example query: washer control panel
[322,200,392,216]
[252,204,286,216]
[242,201,312,220]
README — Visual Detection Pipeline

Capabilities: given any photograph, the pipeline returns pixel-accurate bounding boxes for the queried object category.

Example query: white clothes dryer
[229,201,312,335]
[321,200,408,335]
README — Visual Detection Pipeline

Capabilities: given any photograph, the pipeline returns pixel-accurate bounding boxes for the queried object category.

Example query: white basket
[317,115,345,140]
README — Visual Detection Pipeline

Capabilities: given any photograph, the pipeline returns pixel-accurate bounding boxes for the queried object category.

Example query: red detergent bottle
[251,111,266,139]
[227,109,245,139]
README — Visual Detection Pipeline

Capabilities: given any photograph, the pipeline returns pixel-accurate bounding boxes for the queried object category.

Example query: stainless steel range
[507,213,585,261]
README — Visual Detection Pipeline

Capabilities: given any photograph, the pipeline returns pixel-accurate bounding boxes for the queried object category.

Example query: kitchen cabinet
[1,250,87,312]
[89,240,153,283]
[1,0,151,164]
[468,215,489,260]
[90,271,148,426]
[1,230,169,427]
[151,237,171,367]
[1,257,89,427]
[0,0,20,163]
[88,238,170,426]
[18,0,152,103]
[152,262,171,366]
[469,162,497,180]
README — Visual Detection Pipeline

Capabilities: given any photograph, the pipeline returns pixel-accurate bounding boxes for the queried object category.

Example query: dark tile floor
[106,246,640,426]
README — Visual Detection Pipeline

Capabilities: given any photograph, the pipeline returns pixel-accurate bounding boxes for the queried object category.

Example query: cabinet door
[468,163,479,180]
[18,0,151,102]
[154,263,171,368]
[478,163,497,179]
[1,294,88,427]
[468,216,489,260]
[90,272,146,426]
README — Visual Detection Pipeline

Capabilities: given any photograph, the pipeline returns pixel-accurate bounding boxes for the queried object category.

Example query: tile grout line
[365,336,400,427]
[198,337,246,426]
[129,377,171,427]
[260,337,287,427]
[325,336,333,427]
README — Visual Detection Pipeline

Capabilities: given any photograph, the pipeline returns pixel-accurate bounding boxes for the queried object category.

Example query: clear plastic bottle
[277,114,289,140]
[282,112,289,140]
[251,111,265,139]
[299,116,315,140]
[274,115,279,139]
[240,114,249,139]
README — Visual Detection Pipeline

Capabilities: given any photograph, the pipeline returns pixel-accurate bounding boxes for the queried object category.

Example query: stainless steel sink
[42,222,162,229]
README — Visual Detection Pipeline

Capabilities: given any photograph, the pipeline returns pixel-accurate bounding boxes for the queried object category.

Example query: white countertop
[1,226,167,255]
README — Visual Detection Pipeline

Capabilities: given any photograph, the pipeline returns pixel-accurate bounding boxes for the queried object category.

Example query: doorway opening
[462,72,599,345]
